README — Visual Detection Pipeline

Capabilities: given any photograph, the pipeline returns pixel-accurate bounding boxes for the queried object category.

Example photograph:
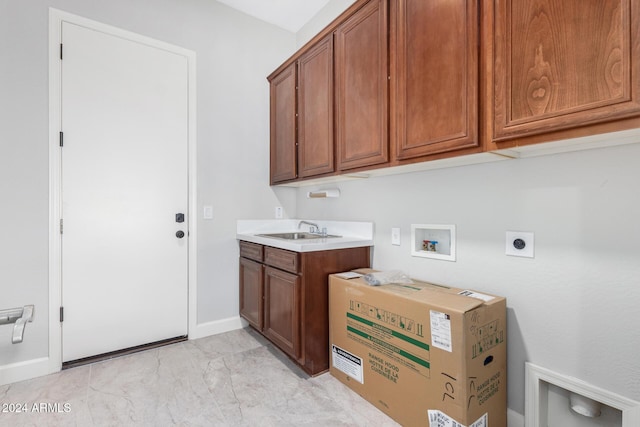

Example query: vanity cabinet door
[264,266,301,360]
[239,257,264,331]
[491,0,640,143]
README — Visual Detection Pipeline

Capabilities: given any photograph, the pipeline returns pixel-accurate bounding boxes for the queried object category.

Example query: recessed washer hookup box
[329,271,507,427]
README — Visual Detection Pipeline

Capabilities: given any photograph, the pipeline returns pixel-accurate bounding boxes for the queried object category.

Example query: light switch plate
[275,206,283,219]
[203,205,213,220]
[391,227,401,246]
[506,231,534,258]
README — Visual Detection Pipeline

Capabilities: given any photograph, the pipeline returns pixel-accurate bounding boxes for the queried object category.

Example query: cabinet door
[239,257,264,330]
[492,0,640,142]
[335,0,388,171]
[269,63,297,184]
[391,0,478,160]
[298,36,335,178]
[264,266,301,359]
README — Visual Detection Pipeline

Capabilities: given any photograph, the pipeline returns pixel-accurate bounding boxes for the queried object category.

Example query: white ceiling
[216,0,331,32]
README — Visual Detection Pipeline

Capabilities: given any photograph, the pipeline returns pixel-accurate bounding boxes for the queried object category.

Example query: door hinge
[59,306,64,322]
[60,218,63,234]
[59,131,63,147]
[60,43,63,60]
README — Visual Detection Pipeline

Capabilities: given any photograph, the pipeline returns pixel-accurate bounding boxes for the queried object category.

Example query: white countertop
[237,219,374,253]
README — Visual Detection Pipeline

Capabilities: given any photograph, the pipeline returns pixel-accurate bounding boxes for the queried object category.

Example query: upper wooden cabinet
[390,0,479,161]
[268,37,335,184]
[268,0,640,184]
[269,63,297,184]
[298,36,335,178]
[335,0,389,171]
[490,0,640,145]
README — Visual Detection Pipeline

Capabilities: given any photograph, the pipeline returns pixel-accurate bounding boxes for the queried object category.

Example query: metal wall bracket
[0,305,35,344]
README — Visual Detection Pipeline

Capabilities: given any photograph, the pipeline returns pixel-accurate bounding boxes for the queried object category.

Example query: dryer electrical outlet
[505,231,534,258]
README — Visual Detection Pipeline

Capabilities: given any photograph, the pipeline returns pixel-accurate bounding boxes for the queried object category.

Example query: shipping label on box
[428,410,488,427]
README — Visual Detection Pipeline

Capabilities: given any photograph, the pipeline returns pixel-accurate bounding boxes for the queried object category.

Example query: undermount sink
[257,232,341,240]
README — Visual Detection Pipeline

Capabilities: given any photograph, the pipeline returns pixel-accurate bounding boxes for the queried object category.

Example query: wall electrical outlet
[391,227,401,246]
[275,206,283,219]
[505,231,534,258]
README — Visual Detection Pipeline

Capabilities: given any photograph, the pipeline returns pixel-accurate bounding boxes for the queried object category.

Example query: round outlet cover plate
[505,231,534,258]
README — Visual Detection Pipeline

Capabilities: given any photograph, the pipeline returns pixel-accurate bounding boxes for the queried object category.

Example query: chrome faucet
[298,220,319,233]
[298,220,328,237]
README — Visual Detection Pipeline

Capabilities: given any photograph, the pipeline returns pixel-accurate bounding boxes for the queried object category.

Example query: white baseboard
[0,357,52,387]
[508,408,525,427]
[189,316,246,340]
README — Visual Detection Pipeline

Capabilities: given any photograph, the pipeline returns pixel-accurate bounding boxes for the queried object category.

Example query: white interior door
[61,21,189,362]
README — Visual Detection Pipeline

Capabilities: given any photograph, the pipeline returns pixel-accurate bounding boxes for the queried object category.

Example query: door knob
[176,230,185,238]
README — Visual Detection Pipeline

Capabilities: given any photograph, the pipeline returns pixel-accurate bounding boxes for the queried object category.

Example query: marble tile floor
[0,328,400,426]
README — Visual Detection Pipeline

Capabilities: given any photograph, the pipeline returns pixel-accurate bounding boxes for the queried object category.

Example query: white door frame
[48,8,197,374]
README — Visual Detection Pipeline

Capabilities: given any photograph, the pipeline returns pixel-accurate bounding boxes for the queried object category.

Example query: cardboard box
[329,272,507,427]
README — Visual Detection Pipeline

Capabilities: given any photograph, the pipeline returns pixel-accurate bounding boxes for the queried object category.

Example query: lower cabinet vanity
[239,240,370,375]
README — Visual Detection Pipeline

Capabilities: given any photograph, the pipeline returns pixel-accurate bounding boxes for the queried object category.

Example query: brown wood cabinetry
[269,63,297,183]
[268,0,480,183]
[269,0,640,184]
[298,36,335,178]
[335,0,389,171]
[390,0,479,161]
[239,257,264,330]
[488,0,640,147]
[238,240,370,375]
[264,266,301,359]
[268,36,335,184]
